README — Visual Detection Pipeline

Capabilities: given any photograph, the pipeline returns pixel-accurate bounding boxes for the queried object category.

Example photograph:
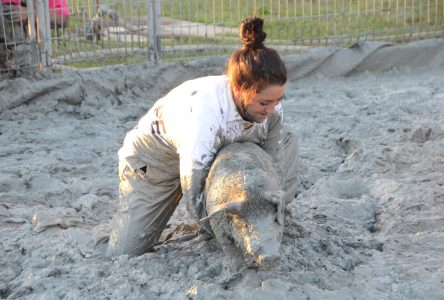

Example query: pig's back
[204,142,281,210]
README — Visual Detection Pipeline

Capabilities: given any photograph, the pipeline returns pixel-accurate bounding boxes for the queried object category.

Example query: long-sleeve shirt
[118,75,284,220]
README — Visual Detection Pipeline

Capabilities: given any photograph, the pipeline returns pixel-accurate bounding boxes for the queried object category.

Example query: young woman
[108,17,299,256]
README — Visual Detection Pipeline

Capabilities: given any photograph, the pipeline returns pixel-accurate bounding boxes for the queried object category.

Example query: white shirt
[118,75,284,219]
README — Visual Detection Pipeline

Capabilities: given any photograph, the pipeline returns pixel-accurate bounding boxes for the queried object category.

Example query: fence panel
[51,0,154,67]
[159,0,444,60]
[1,0,443,77]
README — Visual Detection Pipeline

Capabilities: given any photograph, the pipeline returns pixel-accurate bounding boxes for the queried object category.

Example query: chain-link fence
[1,0,444,77]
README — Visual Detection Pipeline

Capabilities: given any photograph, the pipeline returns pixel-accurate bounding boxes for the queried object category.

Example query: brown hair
[226,17,287,105]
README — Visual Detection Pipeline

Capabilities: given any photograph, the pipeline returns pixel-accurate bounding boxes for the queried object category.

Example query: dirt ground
[0,39,443,299]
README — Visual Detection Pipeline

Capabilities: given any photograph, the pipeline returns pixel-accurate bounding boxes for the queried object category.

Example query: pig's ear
[200,200,244,222]
[264,191,285,225]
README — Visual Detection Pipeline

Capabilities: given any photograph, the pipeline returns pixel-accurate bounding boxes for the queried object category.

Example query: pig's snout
[251,239,281,268]
[234,214,282,268]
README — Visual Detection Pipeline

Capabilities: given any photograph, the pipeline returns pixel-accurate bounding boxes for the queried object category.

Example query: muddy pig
[202,142,285,271]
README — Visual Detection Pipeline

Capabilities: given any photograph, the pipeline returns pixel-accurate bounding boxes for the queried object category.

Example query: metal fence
[1,0,444,77]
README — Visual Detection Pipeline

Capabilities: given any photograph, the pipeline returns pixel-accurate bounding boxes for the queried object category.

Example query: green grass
[66,0,444,34]
[56,0,444,68]
[62,54,148,68]
[162,47,234,62]
[160,0,444,43]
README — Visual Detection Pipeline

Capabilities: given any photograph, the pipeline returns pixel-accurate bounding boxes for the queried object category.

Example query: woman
[108,17,299,256]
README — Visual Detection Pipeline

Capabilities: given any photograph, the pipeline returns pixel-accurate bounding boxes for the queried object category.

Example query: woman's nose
[265,104,275,113]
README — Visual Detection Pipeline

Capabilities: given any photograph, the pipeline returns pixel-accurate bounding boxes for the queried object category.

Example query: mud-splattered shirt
[118,75,284,220]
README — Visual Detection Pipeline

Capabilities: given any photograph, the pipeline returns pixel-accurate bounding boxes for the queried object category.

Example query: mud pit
[1,39,443,299]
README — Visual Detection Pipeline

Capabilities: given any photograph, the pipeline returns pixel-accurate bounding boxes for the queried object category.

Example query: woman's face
[243,84,285,123]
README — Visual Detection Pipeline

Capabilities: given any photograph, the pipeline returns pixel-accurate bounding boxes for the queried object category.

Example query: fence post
[26,0,38,76]
[43,0,52,68]
[148,0,161,62]
[34,0,51,74]
[155,0,161,60]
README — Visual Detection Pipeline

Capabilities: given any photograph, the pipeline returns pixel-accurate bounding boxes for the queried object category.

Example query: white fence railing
[1,0,444,77]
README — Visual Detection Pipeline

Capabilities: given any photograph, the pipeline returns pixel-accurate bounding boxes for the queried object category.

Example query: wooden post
[26,0,38,76]
[43,0,52,68]
[34,0,51,73]
[35,0,44,67]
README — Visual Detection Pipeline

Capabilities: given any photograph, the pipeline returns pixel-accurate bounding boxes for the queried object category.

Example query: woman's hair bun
[239,17,266,49]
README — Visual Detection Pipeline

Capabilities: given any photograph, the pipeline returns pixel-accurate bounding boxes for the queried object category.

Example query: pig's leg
[210,217,245,273]
[220,235,245,273]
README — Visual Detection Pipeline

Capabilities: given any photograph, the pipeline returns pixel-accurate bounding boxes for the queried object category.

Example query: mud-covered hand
[186,192,205,221]
[187,193,214,235]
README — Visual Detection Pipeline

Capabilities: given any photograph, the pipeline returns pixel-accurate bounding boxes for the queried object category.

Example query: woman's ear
[232,85,241,101]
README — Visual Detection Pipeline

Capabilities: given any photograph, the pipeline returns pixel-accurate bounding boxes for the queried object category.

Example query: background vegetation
[54,0,444,67]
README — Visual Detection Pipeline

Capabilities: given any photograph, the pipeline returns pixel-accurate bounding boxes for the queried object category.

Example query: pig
[202,142,285,271]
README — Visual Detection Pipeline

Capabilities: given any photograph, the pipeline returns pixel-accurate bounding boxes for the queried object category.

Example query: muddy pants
[107,130,299,257]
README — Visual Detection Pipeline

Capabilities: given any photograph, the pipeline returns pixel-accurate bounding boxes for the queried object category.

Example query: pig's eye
[273,205,279,213]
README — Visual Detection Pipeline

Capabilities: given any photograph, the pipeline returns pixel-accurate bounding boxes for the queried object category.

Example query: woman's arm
[261,104,285,184]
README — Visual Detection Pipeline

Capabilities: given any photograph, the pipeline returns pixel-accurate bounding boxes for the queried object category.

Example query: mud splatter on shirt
[118,75,284,220]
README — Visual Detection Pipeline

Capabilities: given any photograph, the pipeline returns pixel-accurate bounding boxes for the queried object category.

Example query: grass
[56,0,444,68]
[62,54,148,68]
[161,0,444,43]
